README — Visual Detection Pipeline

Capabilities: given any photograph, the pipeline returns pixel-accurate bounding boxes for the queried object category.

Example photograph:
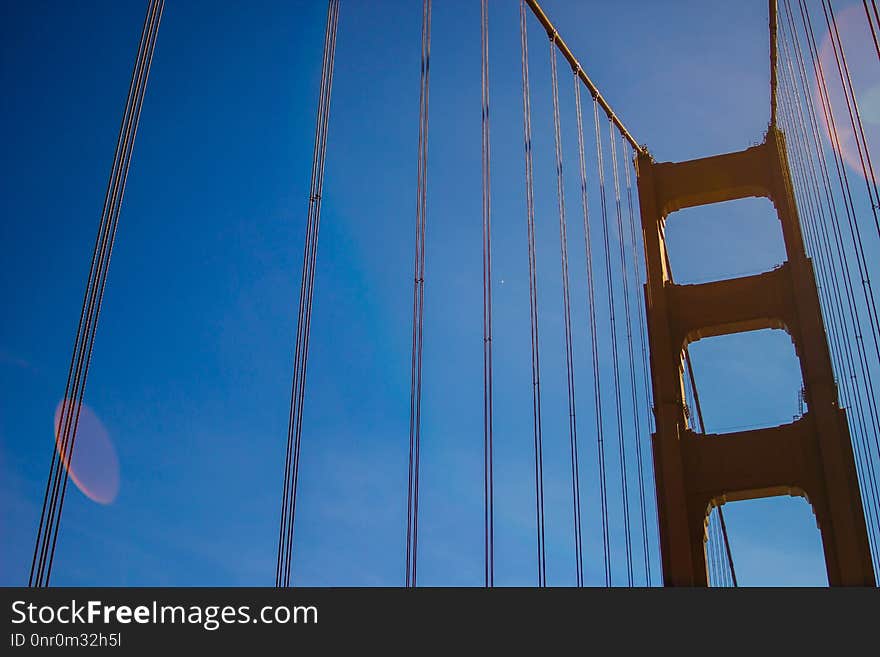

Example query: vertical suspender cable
[35,0,153,581]
[574,77,611,587]
[718,506,738,586]
[406,0,432,588]
[681,309,739,586]
[779,0,880,566]
[607,117,634,586]
[799,3,880,543]
[657,194,740,585]
[519,0,547,587]
[799,0,880,378]
[715,513,731,586]
[863,0,880,63]
[277,0,340,587]
[784,0,868,434]
[620,134,652,586]
[34,0,152,584]
[30,0,163,587]
[707,512,720,586]
[625,147,657,585]
[480,0,495,588]
[594,98,625,586]
[548,35,584,587]
[771,0,780,127]
[778,20,866,535]
[789,0,880,484]
[823,0,880,239]
[591,99,614,586]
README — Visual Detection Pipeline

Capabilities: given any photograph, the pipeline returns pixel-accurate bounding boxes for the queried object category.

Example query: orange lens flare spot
[815,4,879,182]
[53,399,120,505]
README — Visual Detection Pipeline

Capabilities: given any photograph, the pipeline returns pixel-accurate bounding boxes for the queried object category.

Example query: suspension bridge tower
[636,125,876,586]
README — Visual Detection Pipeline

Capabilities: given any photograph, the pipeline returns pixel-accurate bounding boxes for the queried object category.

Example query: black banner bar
[2,587,876,651]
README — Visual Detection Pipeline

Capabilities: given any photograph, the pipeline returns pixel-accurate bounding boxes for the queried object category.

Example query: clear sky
[4,0,874,587]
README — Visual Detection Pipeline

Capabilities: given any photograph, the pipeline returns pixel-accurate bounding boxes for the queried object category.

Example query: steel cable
[30,0,163,587]
[519,0,547,587]
[405,0,431,588]
[277,0,340,587]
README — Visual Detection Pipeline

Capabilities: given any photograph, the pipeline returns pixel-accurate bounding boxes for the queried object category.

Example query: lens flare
[815,4,880,182]
[53,399,120,505]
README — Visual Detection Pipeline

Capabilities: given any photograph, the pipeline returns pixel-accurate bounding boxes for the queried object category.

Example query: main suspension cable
[523,0,643,153]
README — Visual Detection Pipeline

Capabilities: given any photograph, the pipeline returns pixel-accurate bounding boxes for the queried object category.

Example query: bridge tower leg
[635,126,875,586]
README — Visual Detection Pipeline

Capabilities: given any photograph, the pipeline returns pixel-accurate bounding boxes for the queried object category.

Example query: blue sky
[4,0,873,587]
